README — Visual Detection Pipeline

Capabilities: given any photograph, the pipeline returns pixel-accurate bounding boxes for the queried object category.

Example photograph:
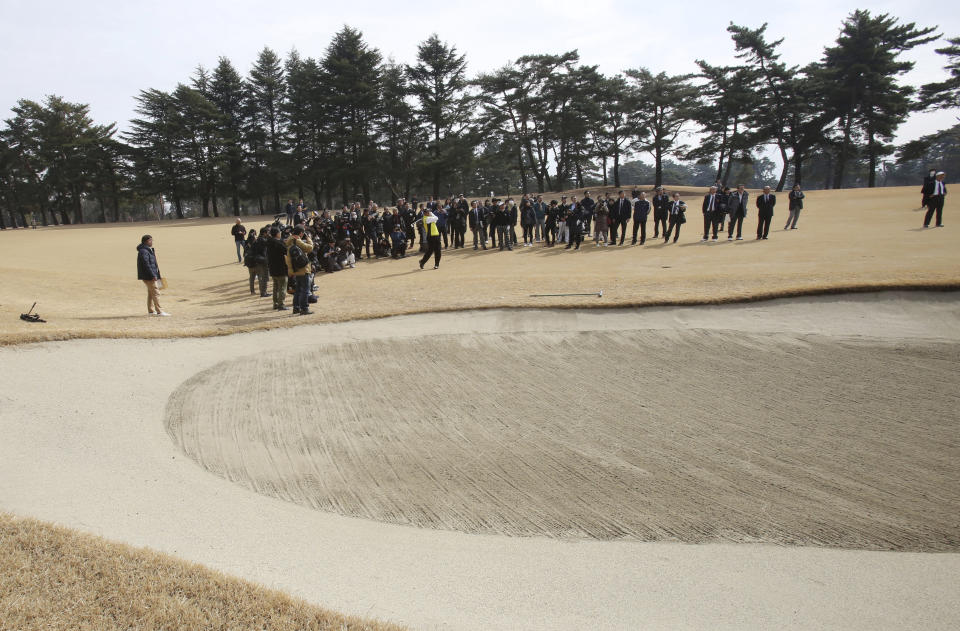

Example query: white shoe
[156,311,171,317]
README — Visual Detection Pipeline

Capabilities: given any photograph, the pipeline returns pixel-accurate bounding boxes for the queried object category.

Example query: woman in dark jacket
[786,184,805,230]
[136,234,168,316]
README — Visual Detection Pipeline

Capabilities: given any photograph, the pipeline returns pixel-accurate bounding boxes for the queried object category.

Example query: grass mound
[0,512,404,631]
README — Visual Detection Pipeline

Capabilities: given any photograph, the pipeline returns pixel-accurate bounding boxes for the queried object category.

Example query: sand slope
[0,185,956,345]
[166,329,960,551]
[2,293,959,630]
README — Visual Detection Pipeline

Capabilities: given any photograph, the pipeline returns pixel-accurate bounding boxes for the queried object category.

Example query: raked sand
[2,293,959,630]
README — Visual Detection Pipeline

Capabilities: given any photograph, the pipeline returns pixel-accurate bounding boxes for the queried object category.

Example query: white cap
[936,171,946,176]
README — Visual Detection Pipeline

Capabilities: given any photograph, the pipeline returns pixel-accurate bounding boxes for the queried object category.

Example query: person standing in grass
[923,171,947,228]
[663,193,686,243]
[727,184,749,241]
[266,226,289,311]
[756,186,776,240]
[231,218,246,263]
[786,184,805,229]
[632,190,650,245]
[419,208,443,268]
[136,235,169,317]
[285,226,314,315]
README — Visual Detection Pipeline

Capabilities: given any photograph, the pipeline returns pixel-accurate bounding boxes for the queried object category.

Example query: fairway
[0,185,955,345]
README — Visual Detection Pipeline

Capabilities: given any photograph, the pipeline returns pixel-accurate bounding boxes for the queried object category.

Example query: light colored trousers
[143,279,162,313]
[785,209,801,229]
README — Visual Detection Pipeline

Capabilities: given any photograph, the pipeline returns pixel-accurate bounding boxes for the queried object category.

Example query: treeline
[1,10,958,227]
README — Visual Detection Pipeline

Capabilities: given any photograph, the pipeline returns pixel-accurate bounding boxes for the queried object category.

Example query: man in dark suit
[727,184,749,241]
[701,186,720,242]
[651,186,670,239]
[610,190,632,245]
[469,200,487,249]
[755,186,776,240]
[924,171,947,228]
[632,191,650,245]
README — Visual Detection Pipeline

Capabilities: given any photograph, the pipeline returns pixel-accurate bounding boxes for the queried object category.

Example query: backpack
[288,242,309,270]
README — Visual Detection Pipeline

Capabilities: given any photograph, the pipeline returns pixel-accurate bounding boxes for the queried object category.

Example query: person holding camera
[663,193,686,243]
[266,227,289,311]
[285,225,314,315]
[390,224,407,258]
[786,184,805,230]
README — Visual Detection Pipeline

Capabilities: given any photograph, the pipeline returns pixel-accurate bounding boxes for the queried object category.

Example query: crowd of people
[222,184,817,314]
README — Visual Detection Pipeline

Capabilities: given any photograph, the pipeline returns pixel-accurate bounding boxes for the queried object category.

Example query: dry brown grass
[0,512,405,631]
[0,184,956,345]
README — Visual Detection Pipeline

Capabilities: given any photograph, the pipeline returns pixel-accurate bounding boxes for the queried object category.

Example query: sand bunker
[165,328,960,551]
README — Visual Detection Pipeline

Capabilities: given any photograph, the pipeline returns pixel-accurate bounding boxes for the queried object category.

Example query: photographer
[390,224,407,258]
[664,193,686,244]
[285,226,314,315]
[319,239,343,274]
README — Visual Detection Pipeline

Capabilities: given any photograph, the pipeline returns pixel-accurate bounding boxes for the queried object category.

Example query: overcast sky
[2,0,957,149]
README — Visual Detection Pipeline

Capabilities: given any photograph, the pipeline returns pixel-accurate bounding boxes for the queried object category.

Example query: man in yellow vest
[419,209,442,269]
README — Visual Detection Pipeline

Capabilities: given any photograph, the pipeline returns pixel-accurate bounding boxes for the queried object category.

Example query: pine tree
[687,61,759,184]
[247,47,287,212]
[380,60,421,201]
[626,69,697,187]
[125,89,189,218]
[406,34,473,198]
[727,23,799,190]
[816,10,937,187]
[209,57,247,216]
[321,26,382,204]
[920,37,960,110]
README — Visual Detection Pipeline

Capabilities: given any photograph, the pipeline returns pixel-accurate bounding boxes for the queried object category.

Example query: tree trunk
[866,132,877,188]
[833,114,853,189]
[601,154,608,186]
[72,186,84,224]
[613,149,621,188]
[715,145,727,182]
[516,148,528,195]
[654,145,664,187]
[792,148,803,187]
[776,144,789,192]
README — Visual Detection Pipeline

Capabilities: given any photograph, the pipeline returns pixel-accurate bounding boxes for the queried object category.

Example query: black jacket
[633,199,650,221]
[652,194,671,216]
[702,193,721,214]
[136,243,160,280]
[756,193,776,215]
[788,190,805,210]
[469,206,484,229]
[266,237,288,277]
[610,198,632,222]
